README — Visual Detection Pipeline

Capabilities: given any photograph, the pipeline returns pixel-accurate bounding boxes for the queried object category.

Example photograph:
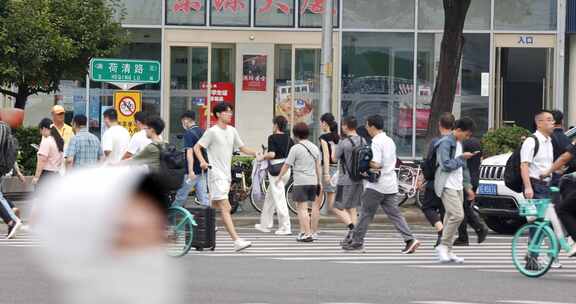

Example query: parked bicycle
[396,162,425,207]
[511,187,572,278]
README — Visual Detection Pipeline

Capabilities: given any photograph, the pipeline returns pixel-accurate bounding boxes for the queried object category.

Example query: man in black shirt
[453,137,488,246]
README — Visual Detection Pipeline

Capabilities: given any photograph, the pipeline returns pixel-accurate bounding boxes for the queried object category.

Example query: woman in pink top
[33,118,64,188]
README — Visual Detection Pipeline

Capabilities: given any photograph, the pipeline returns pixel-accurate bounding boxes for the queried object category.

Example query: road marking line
[499,301,576,304]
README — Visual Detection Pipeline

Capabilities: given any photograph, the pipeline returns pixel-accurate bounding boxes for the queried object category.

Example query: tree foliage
[481,125,532,158]
[0,0,127,109]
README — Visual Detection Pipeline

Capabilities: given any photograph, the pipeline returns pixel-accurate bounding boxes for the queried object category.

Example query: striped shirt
[65,128,102,168]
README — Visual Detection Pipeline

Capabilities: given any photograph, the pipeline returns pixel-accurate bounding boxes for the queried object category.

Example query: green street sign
[90,58,160,83]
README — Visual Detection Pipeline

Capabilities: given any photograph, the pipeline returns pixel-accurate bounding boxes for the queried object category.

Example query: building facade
[10,0,567,158]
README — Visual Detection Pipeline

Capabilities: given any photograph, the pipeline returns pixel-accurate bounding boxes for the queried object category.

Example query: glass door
[293,47,321,140]
[169,45,209,146]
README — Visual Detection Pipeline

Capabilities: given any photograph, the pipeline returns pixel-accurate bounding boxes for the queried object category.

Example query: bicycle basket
[518,199,550,218]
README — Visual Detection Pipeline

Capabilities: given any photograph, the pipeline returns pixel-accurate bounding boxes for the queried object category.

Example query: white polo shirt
[520,130,554,180]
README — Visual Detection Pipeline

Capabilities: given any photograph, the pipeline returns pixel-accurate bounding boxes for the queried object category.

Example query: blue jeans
[0,190,18,223]
[173,174,209,207]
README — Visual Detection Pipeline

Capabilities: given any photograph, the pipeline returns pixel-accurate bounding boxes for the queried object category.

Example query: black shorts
[292,185,318,202]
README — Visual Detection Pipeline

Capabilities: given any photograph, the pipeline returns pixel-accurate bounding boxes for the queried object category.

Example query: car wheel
[483,216,526,235]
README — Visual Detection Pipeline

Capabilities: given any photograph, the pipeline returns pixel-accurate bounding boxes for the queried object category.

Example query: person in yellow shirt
[51,105,74,147]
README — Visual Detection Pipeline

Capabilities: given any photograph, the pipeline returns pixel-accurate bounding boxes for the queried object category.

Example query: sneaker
[296,233,305,241]
[569,244,576,257]
[551,258,563,269]
[339,230,354,246]
[6,220,22,240]
[525,256,541,271]
[233,239,252,252]
[435,244,451,263]
[254,224,271,233]
[448,252,465,264]
[402,239,421,254]
[342,242,364,252]
[477,227,488,244]
[311,233,319,240]
[453,239,469,247]
[274,229,292,235]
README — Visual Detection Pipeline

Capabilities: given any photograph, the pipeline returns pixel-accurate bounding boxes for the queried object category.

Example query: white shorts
[209,179,231,201]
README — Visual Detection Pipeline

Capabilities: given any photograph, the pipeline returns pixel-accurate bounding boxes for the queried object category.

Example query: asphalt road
[1,224,575,304]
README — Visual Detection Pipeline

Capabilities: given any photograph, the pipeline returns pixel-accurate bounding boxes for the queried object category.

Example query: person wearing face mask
[33,167,181,304]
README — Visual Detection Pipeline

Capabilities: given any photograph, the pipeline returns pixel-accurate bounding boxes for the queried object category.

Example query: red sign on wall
[199,82,236,128]
[242,55,267,91]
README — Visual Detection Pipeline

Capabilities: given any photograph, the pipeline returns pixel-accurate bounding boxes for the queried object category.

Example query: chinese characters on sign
[300,0,335,15]
[257,0,290,15]
[113,91,142,135]
[213,0,246,13]
[242,55,267,91]
[172,0,203,14]
[199,82,236,128]
[90,59,160,84]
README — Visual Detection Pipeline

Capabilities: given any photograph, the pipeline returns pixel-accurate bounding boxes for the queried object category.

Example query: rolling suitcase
[187,205,216,251]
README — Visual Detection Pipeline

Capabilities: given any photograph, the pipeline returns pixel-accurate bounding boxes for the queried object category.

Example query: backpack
[421,139,454,182]
[153,142,187,192]
[341,136,372,182]
[504,135,539,193]
[0,123,18,176]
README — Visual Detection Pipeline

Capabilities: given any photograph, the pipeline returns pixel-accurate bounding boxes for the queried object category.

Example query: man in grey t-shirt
[333,116,365,244]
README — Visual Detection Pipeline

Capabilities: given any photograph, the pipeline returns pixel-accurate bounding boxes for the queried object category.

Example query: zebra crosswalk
[193,226,576,276]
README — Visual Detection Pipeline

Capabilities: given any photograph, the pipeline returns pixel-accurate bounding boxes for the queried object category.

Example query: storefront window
[255,0,295,27]
[169,46,209,146]
[416,33,489,155]
[343,0,414,30]
[418,0,491,30]
[119,0,162,25]
[210,0,251,26]
[166,0,207,25]
[299,0,339,28]
[341,32,414,157]
[494,0,557,30]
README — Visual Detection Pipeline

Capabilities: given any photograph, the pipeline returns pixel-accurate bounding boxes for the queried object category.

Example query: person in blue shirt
[172,111,209,207]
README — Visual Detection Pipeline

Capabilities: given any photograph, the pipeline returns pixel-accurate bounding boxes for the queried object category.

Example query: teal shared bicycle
[512,187,573,277]
[166,206,197,257]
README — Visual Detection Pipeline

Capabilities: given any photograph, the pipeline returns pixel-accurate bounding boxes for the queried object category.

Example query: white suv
[476,128,576,234]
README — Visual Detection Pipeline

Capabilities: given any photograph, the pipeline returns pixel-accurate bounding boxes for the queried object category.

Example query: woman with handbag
[254,116,294,235]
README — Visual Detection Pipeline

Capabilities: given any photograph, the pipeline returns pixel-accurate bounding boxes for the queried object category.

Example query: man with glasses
[194,102,262,252]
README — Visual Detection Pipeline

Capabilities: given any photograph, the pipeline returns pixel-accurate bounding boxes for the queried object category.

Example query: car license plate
[478,183,497,196]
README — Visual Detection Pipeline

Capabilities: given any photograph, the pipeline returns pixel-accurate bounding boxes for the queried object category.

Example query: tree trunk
[13,86,28,110]
[425,0,471,143]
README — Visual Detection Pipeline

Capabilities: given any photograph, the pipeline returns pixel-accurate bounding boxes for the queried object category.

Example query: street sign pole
[320,0,333,125]
[85,74,90,129]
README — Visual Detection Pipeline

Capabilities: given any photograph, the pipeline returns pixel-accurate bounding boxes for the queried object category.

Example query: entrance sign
[242,55,267,91]
[90,58,160,83]
[114,91,142,135]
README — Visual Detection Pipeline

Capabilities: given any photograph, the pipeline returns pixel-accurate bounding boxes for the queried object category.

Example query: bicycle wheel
[511,223,558,278]
[166,207,196,258]
[249,175,269,213]
[286,181,326,214]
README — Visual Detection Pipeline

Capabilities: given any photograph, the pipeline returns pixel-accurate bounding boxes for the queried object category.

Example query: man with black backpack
[333,116,364,244]
[172,111,209,207]
[420,112,454,247]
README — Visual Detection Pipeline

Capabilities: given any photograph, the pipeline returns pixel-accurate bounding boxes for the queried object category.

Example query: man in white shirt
[102,109,130,165]
[342,114,420,254]
[123,112,151,160]
[521,110,555,200]
[194,103,261,252]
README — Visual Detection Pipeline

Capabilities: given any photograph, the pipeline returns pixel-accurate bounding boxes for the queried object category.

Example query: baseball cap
[51,105,65,114]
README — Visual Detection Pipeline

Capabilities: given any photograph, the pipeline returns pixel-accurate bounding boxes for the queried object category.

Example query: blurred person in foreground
[33,167,181,304]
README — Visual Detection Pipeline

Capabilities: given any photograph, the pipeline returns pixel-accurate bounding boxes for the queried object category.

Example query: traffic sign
[114,91,142,135]
[90,58,160,83]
